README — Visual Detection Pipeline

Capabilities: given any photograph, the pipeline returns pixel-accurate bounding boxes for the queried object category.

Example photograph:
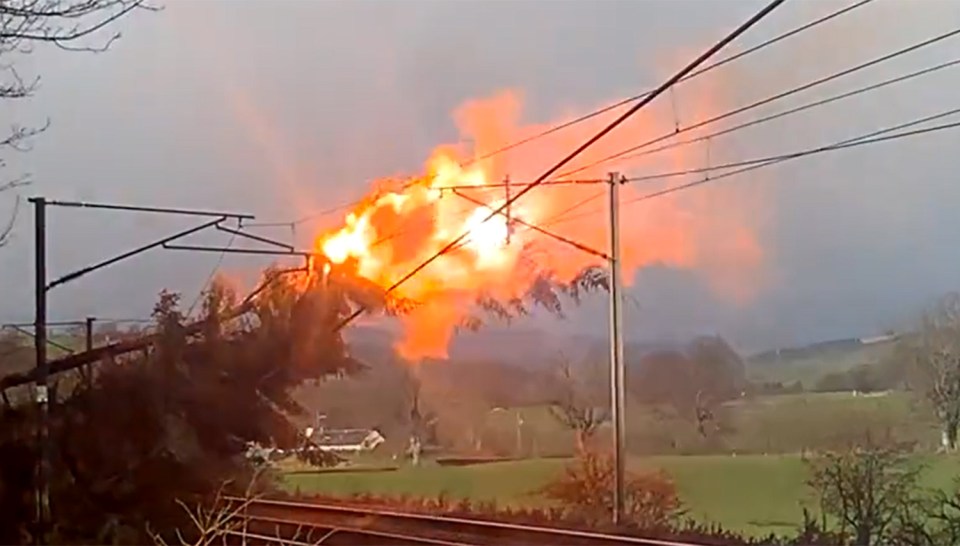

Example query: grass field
[283,454,960,537]
[477,391,941,458]
[283,389,943,536]
[746,339,896,387]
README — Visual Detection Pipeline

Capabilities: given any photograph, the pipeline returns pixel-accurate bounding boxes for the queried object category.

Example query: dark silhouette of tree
[806,443,925,546]
[0,266,365,543]
[629,336,746,439]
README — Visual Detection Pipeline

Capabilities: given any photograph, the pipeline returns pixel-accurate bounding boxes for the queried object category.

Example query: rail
[226,496,712,546]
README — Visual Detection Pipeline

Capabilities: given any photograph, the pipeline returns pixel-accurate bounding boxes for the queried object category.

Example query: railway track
[224,497,712,546]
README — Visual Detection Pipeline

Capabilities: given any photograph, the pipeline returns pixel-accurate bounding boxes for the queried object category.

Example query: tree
[0,0,151,246]
[806,443,924,546]
[539,452,684,529]
[547,355,609,455]
[904,293,960,451]
[0,266,370,543]
[629,336,746,439]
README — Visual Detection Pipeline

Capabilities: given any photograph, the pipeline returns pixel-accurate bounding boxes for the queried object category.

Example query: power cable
[187,230,237,316]
[372,5,955,249]
[333,0,788,331]
[605,55,960,169]
[246,199,364,228]
[464,0,875,167]
[540,106,960,227]
[628,107,960,203]
[248,180,422,229]
[439,46,960,234]
[622,106,960,184]
[557,24,960,179]
[249,1,870,233]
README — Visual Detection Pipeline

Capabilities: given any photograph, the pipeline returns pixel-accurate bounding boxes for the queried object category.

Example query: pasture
[478,391,941,458]
[284,390,952,536]
[283,453,960,537]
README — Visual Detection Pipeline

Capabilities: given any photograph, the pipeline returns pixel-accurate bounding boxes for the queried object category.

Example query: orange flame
[313,85,767,360]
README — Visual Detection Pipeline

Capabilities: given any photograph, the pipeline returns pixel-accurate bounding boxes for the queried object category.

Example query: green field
[281,389,945,537]
[469,391,942,458]
[283,454,960,536]
[746,339,896,387]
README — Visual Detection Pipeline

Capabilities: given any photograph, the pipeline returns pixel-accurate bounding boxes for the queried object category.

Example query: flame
[317,153,535,307]
[313,82,768,360]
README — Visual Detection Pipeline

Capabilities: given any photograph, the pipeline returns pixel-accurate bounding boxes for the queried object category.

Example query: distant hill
[746,335,900,386]
[343,324,700,371]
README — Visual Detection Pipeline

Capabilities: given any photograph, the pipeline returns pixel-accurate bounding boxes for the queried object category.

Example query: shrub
[538,451,684,529]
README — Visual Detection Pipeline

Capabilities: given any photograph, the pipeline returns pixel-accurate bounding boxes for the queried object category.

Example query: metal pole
[85,317,94,352]
[32,197,49,545]
[83,317,95,384]
[607,172,626,525]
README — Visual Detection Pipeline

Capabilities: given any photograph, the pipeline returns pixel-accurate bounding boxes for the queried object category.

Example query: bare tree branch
[903,293,960,452]
[547,354,610,454]
[0,1,150,246]
[0,191,22,247]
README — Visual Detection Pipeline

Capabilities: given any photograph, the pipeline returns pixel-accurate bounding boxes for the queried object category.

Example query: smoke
[314,75,770,360]
[453,84,768,295]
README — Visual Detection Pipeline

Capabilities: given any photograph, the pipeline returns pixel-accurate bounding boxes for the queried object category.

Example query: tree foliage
[462,265,609,332]
[0,267,362,543]
[539,452,684,530]
[629,336,746,437]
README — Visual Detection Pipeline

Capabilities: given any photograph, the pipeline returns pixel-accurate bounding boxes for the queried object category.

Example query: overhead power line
[464,0,875,167]
[186,230,237,316]
[612,56,960,168]
[540,106,960,228]
[249,0,871,232]
[557,24,960,179]
[248,180,423,229]
[628,107,960,203]
[334,0,788,331]
[428,49,960,209]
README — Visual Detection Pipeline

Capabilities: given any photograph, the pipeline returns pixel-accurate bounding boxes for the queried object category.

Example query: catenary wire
[556,24,960,179]
[463,0,876,167]
[373,20,960,249]
[539,107,960,228]
[250,0,867,231]
[333,0,788,331]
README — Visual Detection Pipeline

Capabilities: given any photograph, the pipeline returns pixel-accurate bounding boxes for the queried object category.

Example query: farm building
[308,428,385,453]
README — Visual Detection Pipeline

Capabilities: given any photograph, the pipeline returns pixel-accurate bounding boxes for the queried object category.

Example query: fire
[317,153,536,306]
[312,83,769,360]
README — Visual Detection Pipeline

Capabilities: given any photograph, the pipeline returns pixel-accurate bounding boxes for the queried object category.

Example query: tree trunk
[945,420,958,452]
[574,429,587,455]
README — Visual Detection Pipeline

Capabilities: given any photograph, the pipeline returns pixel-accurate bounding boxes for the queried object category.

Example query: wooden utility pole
[607,172,626,525]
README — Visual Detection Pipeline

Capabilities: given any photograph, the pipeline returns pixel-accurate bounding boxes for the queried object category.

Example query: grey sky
[2,0,959,353]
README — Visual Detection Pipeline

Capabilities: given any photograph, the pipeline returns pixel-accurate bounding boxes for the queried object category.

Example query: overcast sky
[1,0,959,353]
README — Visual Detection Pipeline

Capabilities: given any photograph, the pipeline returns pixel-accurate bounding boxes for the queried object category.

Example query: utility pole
[31,197,49,545]
[19,197,256,545]
[607,172,626,526]
[83,317,95,383]
[85,317,95,352]
[503,174,512,245]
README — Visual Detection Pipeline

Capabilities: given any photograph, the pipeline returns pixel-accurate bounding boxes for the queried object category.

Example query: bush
[538,451,684,529]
